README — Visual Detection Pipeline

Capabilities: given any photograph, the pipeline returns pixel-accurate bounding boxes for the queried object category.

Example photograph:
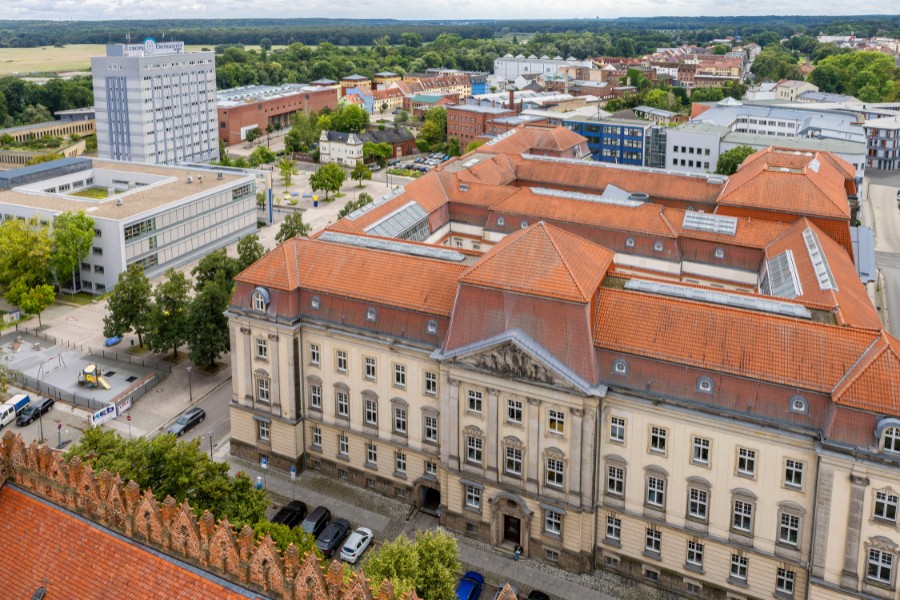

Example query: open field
[0,44,283,76]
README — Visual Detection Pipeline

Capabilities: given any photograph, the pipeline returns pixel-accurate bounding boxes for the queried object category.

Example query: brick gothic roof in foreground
[0,432,420,600]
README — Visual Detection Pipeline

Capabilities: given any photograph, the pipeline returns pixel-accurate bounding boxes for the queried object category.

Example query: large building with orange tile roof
[227,124,896,600]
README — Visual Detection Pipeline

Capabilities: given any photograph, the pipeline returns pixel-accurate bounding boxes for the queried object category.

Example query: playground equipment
[37,353,67,380]
[78,364,111,390]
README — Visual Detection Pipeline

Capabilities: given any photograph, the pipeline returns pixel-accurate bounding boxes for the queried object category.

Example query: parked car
[0,405,16,430]
[491,583,519,600]
[271,500,308,529]
[16,397,54,426]
[456,571,485,600]
[414,157,424,163]
[340,527,373,563]
[104,335,122,346]
[301,506,331,538]
[315,517,351,558]
[371,165,382,171]
[443,155,452,161]
[167,407,205,437]
[526,591,551,600]
[3,394,31,415]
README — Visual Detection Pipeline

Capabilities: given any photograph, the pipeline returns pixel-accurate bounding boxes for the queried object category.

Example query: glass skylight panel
[530,186,643,207]
[624,279,810,319]
[802,228,838,291]
[682,212,738,236]
[318,231,465,262]
[765,250,803,299]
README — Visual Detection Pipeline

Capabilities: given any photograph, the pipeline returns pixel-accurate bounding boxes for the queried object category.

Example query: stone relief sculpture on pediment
[462,343,556,385]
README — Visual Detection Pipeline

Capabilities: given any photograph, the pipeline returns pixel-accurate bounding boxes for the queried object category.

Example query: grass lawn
[0,44,214,75]
[56,292,99,305]
[70,187,111,199]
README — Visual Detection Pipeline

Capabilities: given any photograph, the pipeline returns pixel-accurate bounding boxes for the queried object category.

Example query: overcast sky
[5,1,899,22]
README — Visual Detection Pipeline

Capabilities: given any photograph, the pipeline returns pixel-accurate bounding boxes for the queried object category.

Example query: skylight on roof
[762,250,803,299]
[318,231,466,262]
[802,227,838,291]
[529,186,643,208]
[625,279,811,319]
[682,212,738,236]
[365,201,430,241]
[346,188,403,220]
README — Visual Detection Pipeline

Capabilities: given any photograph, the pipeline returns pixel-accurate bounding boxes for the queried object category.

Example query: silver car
[340,527,373,563]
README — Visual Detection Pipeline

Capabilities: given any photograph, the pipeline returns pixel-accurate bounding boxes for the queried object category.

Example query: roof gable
[833,332,900,414]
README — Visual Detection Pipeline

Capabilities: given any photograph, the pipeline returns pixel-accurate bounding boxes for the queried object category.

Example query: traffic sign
[57,423,62,431]
[260,456,268,470]
[126,415,132,422]
[290,465,296,480]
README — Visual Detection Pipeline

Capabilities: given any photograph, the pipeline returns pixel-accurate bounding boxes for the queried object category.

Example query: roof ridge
[831,333,888,398]
[801,153,851,217]
[541,223,592,302]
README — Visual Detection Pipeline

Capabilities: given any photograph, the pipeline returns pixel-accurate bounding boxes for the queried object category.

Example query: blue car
[456,571,485,600]
[105,336,122,346]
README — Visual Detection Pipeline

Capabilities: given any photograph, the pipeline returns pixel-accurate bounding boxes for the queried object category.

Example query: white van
[0,404,14,430]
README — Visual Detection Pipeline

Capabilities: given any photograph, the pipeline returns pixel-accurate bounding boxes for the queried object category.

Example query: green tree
[394,110,409,125]
[17,283,55,328]
[275,211,312,244]
[401,32,423,48]
[337,192,374,219]
[333,104,369,134]
[309,162,345,200]
[690,87,725,103]
[236,234,267,272]
[192,248,240,292]
[19,103,53,125]
[259,37,273,51]
[363,141,393,166]
[362,529,461,600]
[103,265,152,347]
[351,162,372,187]
[145,269,191,359]
[50,210,95,298]
[249,145,276,167]
[67,428,268,526]
[277,156,298,187]
[716,145,756,175]
[465,139,487,153]
[0,217,52,306]
[447,138,461,157]
[711,44,729,55]
[187,271,232,370]
[245,127,262,144]
[251,521,320,555]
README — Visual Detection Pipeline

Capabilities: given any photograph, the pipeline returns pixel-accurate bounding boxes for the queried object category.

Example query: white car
[340,527,373,563]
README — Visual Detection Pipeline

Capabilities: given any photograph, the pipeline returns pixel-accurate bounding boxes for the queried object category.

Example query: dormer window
[520,220,529,229]
[497,217,505,227]
[251,287,269,312]
[714,247,725,260]
[310,296,321,310]
[613,360,628,375]
[426,320,439,335]
[366,307,377,322]
[625,238,636,248]
[653,241,664,252]
[697,376,714,394]
[885,427,900,454]
[789,395,807,415]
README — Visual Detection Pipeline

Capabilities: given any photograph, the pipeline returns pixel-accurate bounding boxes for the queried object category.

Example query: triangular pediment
[460,343,559,386]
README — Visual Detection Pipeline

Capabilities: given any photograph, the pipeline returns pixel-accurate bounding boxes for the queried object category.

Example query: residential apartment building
[447,105,515,147]
[863,115,900,171]
[564,117,666,168]
[228,128,896,600]
[775,80,820,102]
[0,157,255,294]
[92,40,218,164]
[217,84,338,146]
[318,129,416,166]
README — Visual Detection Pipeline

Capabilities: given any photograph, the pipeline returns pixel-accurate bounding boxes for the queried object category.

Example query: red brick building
[447,104,515,147]
[217,84,338,146]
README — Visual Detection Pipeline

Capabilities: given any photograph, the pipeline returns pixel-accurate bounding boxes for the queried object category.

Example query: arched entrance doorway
[414,478,441,516]
[489,492,532,554]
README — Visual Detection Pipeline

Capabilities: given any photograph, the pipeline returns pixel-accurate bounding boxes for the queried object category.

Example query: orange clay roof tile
[0,486,248,600]
[236,237,466,316]
[480,124,587,155]
[594,287,880,393]
[461,221,613,302]
[665,207,790,249]
[832,332,900,413]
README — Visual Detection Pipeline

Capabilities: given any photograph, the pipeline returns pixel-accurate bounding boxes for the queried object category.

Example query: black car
[16,397,54,426]
[315,517,351,558]
[271,500,308,529]
[167,407,206,437]
[300,505,331,538]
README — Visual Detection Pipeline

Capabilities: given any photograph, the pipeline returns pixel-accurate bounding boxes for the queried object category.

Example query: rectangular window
[465,485,481,509]
[688,488,708,520]
[255,337,268,358]
[311,426,322,447]
[467,436,483,464]
[650,426,667,453]
[647,476,666,506]
[544,509,562,535]
[777,568,796,594]
[779,513,800,545]
[309,344,320,365]
[868,549,894,584]
[336,390,349,417]
[875,490,899,522]
[339,433,349,456]
[467,389,483,413]
[730,554,748,580]
[507,399,523,423]
[425,460,437,475]
[610,416,625,443]
[784,459,804,488]
[395,450,406,473]
[424,415,438,443]
[505,447,522,475]
[336,350,347,373]
[424,371,438,396]
[607,465,624,495]
[364,357,376,380]
[365,399,378,425]
[367,443,377,465]
[737,448,756,476]
[692,437,710,465]
[548,409,565,434]
[732,500,753,532]
[393,364,406,388]
[258,420,270,441]
[645,528,661,553]
[546,458,564,487]
[394,407,407,433]
[606,516,621,540]
[310,384,322,409]
[257,378,270,403]
[687,541,704,567]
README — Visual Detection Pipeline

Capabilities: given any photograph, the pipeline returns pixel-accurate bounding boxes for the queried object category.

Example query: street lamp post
[187,366,193,402]
[207,430,215,460]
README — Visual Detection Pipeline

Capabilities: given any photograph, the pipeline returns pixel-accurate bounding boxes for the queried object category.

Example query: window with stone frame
[309,383,322,410]
[423,413,438,443]
[505,445,523,476]
[336,349,347,373]
[548,409,565,435]
[686,541,704,568]
[645,527,661,554]
[730,554,748,580]
[309,343,320,366]
[338,433,349,456]
[607,464,625,496]
[311,426,322,448]
[425,459,437,475]
[546,457,564,487]
[395,450,406,474]
[467,389,483,413]
[776,568,795,595]
[507,398,523,424]
[884,427,900,453]
[466,436,483,464]
[779,511,801,546]
[606,515,621,541]
[393,406,407,434]
[737,447,756,477]
[875,489,899,523]
[732,498,754,533]
[393,363,406,389]
[336,389,349,417]
[650,426,667,454]
[784,459,804,489]
[256,375,270,403]
[364,356,377,380]
[688,485,709,521]
[867,546,895,586]
[257,420,270,442]
[465,484,481,509]
[647,475,666,507]
[424,371,438,396]
[610,416,626,443]
[365,399,378,426]
[544,509,562,535]
[366,443,377,465]
[255,337,268,359]
[692,436,710,465]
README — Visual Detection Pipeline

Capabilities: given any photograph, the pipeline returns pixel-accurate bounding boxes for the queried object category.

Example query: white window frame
[311,426,322,447]
[252,291,266,311]
[395,450,406,473]
[730,554,748,580]
[258,420,270,441]
[732,499,753,533]
[255,337,268,359]
[338,433,349,456]
[737,447,756,477]
[424,415,438,443]
[687,541,704,567]
[610,416,625,443]
[336,390,349,417]
[607,465,625,495]
[364,356,376,380]
[309,384,322,409]
[779,512,800,546]
[465,485,481,509]
[546,458,564,488]
[784,459,804,489]
[867,548,894,585]
[507,398,523,424]
[393,363,406,388]
[606,515,621,540]
[645,528,661,553]
[692,437,710,465]
[548,409,565,435]
[365,399,378,426]
[505,446,522,475]
[875,490,899,522]
[366,443,377,465]
[393,407,407,434]
[650,426,667,454]
[425,460,437,475]
[776,568,795,595]
[257,377,270,403]
[647,476,666,507]
[884,427,900,453]
[467,389,483,413]
[544,509,562,535]
[309,343,320,366]
[688,487,708,520]
[424,371,438,396]
[466,436,483,464]
[336,350,347,373]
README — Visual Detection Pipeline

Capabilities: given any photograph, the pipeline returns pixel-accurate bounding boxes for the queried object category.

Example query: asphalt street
[867,173,900,337]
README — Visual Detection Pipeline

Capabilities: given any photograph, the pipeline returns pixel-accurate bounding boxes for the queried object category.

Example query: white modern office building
[493,54,592,81]
[0,157,256,294]
[92,40,218,165]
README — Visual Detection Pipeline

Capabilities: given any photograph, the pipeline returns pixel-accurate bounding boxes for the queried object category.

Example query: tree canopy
[187,271,232,370]
[716,145,756,175]
[807,51,899,102]
[103,265,152,346]
[362,529,461,600]
[275,211,312,244]
[309,162,345,200]
[0,217,52,306]
[50,210,95,296]
[144,268,191,359]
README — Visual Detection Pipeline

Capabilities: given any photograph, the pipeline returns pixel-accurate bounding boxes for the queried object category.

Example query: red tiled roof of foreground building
[461,221,613,303]
[832,332,900,414]
[479,123,588,156]
[665,207,789,249]
[0,486,249,600]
